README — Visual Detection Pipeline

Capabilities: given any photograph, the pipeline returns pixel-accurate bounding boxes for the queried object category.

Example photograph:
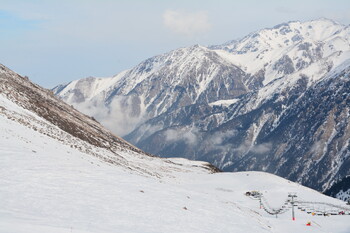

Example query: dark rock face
[324,176,350,201]
[230,70,350,191]
[273,55,295,74]
[125,66,350,191]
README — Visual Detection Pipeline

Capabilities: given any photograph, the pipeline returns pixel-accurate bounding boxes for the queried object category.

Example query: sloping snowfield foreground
[0,95,350,233]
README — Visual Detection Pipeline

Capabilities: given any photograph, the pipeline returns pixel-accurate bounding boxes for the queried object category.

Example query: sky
[1,0,350,88]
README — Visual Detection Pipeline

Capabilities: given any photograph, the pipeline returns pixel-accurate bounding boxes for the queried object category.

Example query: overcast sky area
[1,0,350,88]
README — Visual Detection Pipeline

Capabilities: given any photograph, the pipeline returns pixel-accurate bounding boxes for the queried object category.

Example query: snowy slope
[1,105,350,233]
[0,63,216,178]
[0,93,213,177]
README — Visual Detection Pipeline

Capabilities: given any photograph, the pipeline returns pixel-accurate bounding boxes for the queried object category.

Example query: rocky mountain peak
[54,19,350,191]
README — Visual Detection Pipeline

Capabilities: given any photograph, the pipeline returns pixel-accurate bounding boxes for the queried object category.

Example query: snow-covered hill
[1,63,350,232]
[54,18,350,192]
[1,118,350,233]
[0,63,217,177]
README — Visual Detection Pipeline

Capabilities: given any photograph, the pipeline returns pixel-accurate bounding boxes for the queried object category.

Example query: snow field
[1,111,350,233]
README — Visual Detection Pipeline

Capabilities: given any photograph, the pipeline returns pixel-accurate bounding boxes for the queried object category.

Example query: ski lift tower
[288,193,298,221]
[256,191,263,209]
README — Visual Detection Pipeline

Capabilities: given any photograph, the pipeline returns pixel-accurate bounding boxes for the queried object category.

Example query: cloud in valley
[251,143,272,154]
[234,142,272,155]
[165,127,199,145]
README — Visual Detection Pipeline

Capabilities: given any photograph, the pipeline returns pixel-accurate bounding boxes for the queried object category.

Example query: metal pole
[288,193,297,221]
[259,193,262,209]
[292,195,295,221]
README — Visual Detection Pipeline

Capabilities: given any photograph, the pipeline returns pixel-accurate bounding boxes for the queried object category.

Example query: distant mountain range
[54,18,350,192]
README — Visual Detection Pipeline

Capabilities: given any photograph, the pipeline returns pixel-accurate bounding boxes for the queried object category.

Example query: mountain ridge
[54,18,350,192]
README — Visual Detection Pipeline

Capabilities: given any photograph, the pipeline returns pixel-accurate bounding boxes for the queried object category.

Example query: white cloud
[101,96,145,137]
[233,142,272,155]
[163,9,212,37]
[210,130,237,146]
[165,127,199,145]
[73,95,145,137]
[251,143,272,154]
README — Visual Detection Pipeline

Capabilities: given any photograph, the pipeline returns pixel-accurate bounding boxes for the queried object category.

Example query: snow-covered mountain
[53,45,249,136]
[1,64,350,232]
[125,61,350,191]
[54,18,350,192]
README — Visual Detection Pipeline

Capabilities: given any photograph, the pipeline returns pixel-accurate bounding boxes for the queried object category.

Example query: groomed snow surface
[1,99,350,233]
